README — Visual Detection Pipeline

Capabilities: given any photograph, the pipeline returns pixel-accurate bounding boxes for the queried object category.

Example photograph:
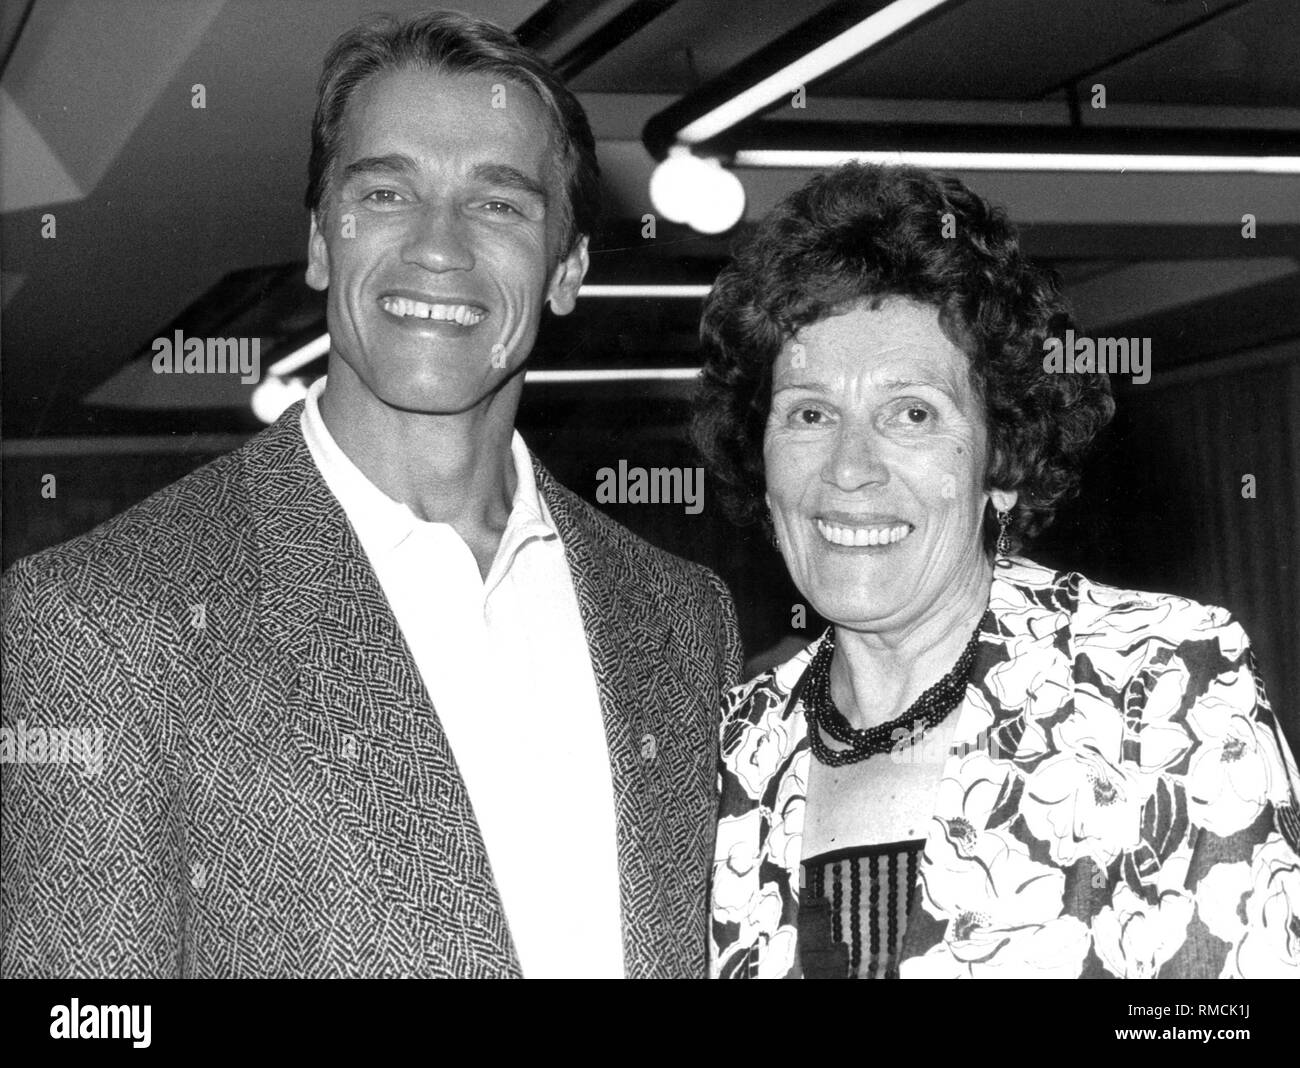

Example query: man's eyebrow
[340,153,417,181]
[471,163,548,203]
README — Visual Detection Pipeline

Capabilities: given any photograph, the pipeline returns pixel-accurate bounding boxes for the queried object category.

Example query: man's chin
[371,373,522,417]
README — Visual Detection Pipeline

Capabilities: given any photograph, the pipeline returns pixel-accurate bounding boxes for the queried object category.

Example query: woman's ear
[989,487,1019,514]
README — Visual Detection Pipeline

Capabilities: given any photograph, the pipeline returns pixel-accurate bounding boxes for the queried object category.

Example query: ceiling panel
[1094,0,1300,106]
[571,0,841,92]
[814,0,1246,100]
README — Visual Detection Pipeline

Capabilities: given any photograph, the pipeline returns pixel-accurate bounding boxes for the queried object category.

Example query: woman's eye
[792,407,826,426]
[895,404,934,427]
[363,189,403,205]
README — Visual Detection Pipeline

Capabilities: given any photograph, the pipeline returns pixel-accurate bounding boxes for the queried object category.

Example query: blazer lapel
[535,460,695,979]
[240,404,520,976]
[897,558,1076,965]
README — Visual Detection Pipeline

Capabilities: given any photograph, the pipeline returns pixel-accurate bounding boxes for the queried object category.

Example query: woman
[695,163,1300,979]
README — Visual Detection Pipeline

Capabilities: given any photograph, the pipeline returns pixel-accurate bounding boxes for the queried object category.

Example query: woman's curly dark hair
[692,162,1115,551]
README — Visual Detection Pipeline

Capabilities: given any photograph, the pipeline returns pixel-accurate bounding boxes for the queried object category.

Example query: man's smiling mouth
[379,296,488,325]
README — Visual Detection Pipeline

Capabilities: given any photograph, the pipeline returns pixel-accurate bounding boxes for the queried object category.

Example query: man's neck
[318,365,524,578]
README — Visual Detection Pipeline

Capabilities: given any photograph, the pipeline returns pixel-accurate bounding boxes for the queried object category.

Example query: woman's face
[763,297,1015,635]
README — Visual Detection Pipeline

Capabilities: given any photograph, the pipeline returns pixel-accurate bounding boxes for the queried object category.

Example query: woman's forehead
[777,303,971,392]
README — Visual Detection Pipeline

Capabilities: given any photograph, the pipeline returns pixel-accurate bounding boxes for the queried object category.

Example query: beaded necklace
[803,610,990,767]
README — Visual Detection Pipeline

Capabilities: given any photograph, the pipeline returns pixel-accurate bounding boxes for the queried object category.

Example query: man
[1,11,740,979]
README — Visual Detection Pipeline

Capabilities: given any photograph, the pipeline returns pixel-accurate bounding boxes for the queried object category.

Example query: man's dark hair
[693,162,1115,550]
[306,9,600,252]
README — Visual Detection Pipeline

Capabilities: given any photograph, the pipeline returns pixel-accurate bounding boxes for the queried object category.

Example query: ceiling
[2,0,1298,439]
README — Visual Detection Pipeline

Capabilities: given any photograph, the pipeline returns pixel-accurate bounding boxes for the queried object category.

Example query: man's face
[306,65,588,415]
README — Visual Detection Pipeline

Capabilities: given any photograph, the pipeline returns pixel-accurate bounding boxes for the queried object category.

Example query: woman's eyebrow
[773,380,833,395]
[877,374,957,395]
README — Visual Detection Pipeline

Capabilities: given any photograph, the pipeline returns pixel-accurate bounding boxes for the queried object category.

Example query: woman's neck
[829,555,992,730]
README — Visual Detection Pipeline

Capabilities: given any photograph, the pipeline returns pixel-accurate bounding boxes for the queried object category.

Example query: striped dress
[798,841,924,979]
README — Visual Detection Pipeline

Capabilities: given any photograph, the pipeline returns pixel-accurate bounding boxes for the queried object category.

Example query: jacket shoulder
[541,473,743,689]
[1069,569,1243,649]
[2,430,269,617]
[546,473,731,601]
[998,557,1241,648]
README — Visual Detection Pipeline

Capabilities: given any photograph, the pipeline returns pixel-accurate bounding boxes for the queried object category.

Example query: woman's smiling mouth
[815,518,913,548]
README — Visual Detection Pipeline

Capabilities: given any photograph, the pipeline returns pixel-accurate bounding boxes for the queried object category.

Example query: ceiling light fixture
[264,286,710,380]
[250,366,703,423]
[524,367,700,383]
[733,148,1300,174]
[648,147,746,233]
[578,284,712,298]
[673,0,952,146]
[250,374,311,425]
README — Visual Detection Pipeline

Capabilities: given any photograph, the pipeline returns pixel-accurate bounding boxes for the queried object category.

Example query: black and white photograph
[1,0,1297,1035]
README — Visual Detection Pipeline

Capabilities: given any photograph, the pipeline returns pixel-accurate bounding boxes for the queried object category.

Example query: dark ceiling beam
[707,118,1300,158]
[641,0,969,160]
[514,0,681,80]
[1034,0,1253,100]
[1019,223,1300,261]
[0,0,36,80]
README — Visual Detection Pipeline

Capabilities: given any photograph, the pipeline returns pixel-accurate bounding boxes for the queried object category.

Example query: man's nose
[823,422,890,492]
[400,203,475,272]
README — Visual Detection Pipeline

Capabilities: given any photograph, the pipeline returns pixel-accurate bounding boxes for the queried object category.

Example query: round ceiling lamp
[649,146,746,234]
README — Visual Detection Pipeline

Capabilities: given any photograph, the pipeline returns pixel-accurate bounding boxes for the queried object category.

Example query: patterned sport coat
[710,557,1300,978]
[1,403,741,978]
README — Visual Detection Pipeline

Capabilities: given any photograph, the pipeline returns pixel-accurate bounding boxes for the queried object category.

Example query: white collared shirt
[300,378,623,978]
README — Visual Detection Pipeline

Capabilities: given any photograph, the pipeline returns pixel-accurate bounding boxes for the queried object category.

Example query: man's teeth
[381,297,486,325]
[816,520,912,547]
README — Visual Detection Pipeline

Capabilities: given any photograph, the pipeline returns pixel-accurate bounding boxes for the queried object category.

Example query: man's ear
[306,211,330,292]
[545,235,589,316]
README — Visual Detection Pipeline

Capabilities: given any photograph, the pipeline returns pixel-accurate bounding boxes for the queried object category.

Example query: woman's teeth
[381,297,486,325]
[815,520,912,547]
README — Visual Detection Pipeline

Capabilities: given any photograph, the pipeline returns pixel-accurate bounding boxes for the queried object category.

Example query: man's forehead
[344,66,550,146]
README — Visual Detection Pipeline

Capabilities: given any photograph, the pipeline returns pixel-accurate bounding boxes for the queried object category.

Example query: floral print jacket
[710,557,1300,978]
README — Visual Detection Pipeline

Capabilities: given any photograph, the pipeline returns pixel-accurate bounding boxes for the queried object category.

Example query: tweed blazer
[1,403,741,978]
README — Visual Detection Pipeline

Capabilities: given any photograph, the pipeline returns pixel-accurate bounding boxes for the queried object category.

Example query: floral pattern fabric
[710,557,1300,979]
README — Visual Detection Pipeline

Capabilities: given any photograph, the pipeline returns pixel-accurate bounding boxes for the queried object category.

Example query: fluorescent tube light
[676,0,951,145]
[733,149,1300,174]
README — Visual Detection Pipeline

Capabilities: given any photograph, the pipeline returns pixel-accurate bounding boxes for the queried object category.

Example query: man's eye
[792,407,827,426]
[363,189,404,205]
[482,200,519,215]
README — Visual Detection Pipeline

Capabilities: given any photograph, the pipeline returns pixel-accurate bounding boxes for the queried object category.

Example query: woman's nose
[401,203,475,273]
[823,424,890,492]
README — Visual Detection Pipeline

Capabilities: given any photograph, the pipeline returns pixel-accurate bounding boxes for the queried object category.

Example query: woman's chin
[801,578,913,631]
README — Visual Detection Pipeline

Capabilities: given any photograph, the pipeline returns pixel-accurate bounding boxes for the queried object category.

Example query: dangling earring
[995,508,1013,559]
